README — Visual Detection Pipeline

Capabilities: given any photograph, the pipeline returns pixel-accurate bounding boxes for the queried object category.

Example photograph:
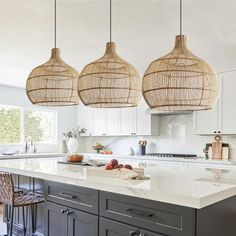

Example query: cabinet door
[221,72,236,134]
[119,108,137,135]
[139,229,163,236]
[44,202,67,236]
[99,217,139,236]
[193,106,218,135]
[77,104,94,136]
[93,109,107,136]
[106,109,119,135]
[68,209,98,236]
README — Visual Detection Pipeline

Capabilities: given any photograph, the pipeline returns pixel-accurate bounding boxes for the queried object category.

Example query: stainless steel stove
[146,153,197,159]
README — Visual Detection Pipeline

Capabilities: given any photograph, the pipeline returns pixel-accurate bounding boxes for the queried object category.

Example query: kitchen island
[1,157,236,236]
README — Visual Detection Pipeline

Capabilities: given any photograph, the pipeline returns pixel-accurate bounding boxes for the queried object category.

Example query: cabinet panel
[119,108,137,135]
[93,109,107,136]
[193,106,218,135]
[99,217,139,236]
[44,201,67,236]
[106,109,119,135]
[77,103,94,136]
[68,209,98,236]
[221,72,236,134]
[100,191,195,236]
[45,181,99,214]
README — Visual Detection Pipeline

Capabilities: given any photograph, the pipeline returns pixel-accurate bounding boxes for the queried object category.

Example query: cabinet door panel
[77,104,94,136]
[106,109,119,135]
[221,72,236,134]
[193,107,218,135]
[99,217,139,236]
[93,109,107,136]
[119,108,137,135]
[44,202,67,236]
[68,209,98,236]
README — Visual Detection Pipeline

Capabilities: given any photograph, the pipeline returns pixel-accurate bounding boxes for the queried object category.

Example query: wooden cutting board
[212,135,223,159]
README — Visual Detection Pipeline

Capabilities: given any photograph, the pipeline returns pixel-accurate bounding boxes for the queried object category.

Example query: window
[0,105,57,144]
[0,106,20,143]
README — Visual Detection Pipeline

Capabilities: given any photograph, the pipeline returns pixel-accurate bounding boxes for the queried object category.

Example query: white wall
[0,85,78,153]
[77,114,236,160]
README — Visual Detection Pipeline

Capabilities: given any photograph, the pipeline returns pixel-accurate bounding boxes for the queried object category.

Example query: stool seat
[13,193,44,207]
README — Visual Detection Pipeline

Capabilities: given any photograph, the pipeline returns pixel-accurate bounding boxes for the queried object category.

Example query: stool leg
[22,206,26,236]
[9,206,14,236]
[31,205,34,233]
[34,205,37,233]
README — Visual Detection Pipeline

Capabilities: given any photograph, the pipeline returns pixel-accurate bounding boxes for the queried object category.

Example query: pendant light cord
[110,0,112,42]
[54,0,57,48]
[180,0,182,35]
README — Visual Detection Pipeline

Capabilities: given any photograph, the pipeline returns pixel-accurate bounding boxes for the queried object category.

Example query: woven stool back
[0,173,14,205]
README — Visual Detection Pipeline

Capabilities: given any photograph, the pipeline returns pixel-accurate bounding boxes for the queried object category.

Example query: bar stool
[0,173,44,236]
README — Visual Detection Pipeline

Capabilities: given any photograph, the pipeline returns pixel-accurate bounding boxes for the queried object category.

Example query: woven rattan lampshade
[142,35,219,112]
[26,48,79,106]
[78,42,141,108]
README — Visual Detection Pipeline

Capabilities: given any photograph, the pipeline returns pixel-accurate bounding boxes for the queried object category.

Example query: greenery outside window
[0,105,57,144]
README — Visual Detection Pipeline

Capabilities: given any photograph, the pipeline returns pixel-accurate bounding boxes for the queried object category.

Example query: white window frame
[0,104,57,145]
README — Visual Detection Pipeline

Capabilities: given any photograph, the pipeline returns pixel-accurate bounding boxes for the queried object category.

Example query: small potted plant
[63,127,87,153]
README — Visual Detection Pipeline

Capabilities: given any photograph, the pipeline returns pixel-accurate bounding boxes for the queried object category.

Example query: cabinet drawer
[100,217,139,236]
[100,191,195,236]
[45,181,98,214]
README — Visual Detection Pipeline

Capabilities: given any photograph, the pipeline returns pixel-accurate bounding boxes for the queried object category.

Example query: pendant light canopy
[77,0,141,108]
[26,0,79,106]
[142,0,219,112]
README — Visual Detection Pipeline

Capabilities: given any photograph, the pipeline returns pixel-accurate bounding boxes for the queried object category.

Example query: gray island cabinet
[4,174,236,236]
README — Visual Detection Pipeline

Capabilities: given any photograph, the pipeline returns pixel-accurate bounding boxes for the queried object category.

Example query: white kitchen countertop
[0,157,236,209]
[83,153,236,166]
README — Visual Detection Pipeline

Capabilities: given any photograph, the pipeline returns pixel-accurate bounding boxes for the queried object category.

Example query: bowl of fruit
[92,143,104,153]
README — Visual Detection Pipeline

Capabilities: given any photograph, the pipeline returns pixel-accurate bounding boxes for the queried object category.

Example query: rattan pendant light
[77,0,141,108]
[142,0,219,112]
[26,0,79,106]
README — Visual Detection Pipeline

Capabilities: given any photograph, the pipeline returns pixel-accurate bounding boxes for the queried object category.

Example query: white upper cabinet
[136,98,159,136]
[119,108,137,135]
[77,103,94,136]
[193,71,236,135]
[106,109,119,136]
[77,99,160,136]
[93,109,107,136]
[220,71,236,134]
[193,106,219,135]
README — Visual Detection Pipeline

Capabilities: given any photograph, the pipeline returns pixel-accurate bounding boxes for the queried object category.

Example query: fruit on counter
[104,159,133,170]
[67,154,84,163]
[114,164,123,169]
[105,163,113,170]
[123,164,133,170]
[110,159,118,167]
[100,150,113,155]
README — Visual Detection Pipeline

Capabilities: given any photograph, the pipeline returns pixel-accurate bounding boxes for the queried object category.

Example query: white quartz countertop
[0,157,236,209]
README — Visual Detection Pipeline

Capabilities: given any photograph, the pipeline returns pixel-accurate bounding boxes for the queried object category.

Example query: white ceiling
[0,0,236,88]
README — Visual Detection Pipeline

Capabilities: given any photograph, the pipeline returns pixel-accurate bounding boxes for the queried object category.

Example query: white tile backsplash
[78,114,236,160]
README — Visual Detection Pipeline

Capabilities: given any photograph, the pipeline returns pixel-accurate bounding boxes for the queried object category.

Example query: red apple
[114,164,122,169]
[105,163,113,170]
[124,164,133,170]
[109,159,118,167]
[119,164,123,168]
